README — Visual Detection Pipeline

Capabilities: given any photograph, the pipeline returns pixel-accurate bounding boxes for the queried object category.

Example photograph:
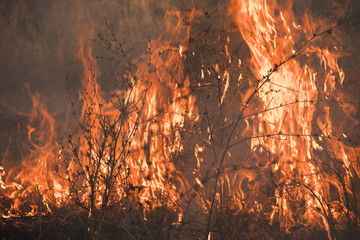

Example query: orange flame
[0,2,358,239]
[0,84,67,218]
[0,9,199,222]
[231,0,359,237]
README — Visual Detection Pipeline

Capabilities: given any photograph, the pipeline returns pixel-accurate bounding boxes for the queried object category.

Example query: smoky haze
[0,0,214,157]
[0,0,359,159]
[0,0,188,111]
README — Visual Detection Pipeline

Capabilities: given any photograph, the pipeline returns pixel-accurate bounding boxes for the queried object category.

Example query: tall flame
[62,9,198,218]
[0,1,358,239]
[231,0,359,237]
[0,85,66,218]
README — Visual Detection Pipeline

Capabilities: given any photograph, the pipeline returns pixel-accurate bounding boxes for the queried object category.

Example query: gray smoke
[0,0,358,159]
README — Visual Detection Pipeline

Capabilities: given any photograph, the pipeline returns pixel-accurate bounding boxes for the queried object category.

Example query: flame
[62,9,199,217]
[230,0,359,237]
[0,85,67,218]
[0,1,358,238]
[0,8,198,222]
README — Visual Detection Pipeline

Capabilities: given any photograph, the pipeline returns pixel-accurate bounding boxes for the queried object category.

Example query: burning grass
[1,0,360,239]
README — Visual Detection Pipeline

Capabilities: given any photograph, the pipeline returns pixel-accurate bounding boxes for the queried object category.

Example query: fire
[0,84,66,218]
[0,1,358,239]
[61,9,198,221]
[0,7,198,226]
[230,0,359,238]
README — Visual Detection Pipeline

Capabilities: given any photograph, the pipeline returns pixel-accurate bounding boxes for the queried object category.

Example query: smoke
[0,0,358,161]
[0,0,197,157]
[0,0,175,108]
[0,0,222,110]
